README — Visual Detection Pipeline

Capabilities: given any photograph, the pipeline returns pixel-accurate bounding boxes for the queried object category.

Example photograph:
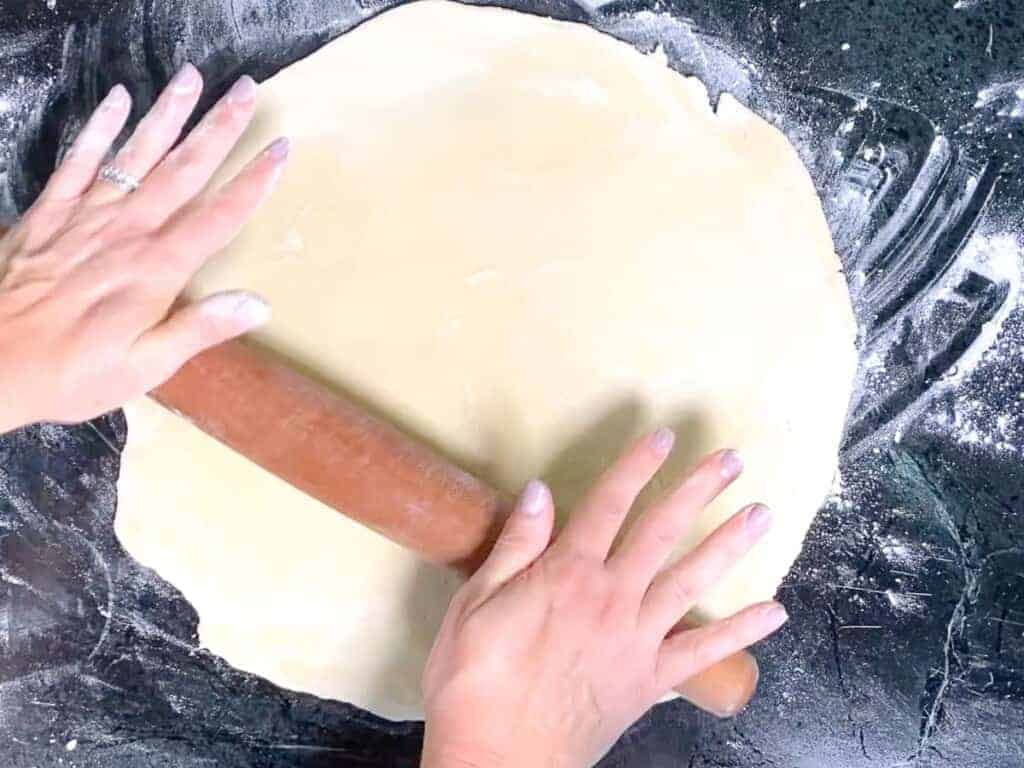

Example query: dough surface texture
[116,0,857,720]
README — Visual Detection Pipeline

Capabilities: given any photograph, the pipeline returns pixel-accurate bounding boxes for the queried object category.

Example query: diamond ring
[98,163,142,193]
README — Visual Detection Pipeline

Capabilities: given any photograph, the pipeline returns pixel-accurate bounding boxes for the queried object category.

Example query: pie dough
[115,0,857,721]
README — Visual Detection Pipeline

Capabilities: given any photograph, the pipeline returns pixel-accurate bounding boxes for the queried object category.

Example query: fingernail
[650,427,675,456]
[720,449,743,479]
[206,291,271,328]
[227,75,256,104]
[763,602,788,628]
[520,480,549,517]
[169,62,200,94]
[234,293,271,327]
[745,503,772,535]
[101,84,129,111]
[266,137,290,162]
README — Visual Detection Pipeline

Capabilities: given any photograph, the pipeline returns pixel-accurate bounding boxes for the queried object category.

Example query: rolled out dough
[115,0,857,720]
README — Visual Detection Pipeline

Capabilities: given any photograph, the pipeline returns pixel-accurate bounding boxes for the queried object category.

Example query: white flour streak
[936,396,1021,454]
[974,77,1024,118]
[939,232,1022,387]
[885,588,928,615]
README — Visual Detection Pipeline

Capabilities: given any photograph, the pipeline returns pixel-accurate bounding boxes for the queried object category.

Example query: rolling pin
[0,220,757,716]
[151,337,760,717]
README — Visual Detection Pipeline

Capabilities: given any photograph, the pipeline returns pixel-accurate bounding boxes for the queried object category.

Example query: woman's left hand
[0,63,288,433]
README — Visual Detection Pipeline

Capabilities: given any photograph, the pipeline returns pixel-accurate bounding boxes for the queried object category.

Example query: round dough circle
[116,0,856,720]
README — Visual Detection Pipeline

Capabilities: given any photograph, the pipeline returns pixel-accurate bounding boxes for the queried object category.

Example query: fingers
[151,136,290,285]
[85,64,204,207]
[129,290,270,389]
[639,503,772,636]
[655,602,787,693]
[555,428,675,560]
[38,84,132,204]
[121,73,260,228]
[464,480,555,599]
[608,449,743,588]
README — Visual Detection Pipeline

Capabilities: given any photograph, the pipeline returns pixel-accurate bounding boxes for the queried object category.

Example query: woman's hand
[0,63,287,433]
[422,433,787,768]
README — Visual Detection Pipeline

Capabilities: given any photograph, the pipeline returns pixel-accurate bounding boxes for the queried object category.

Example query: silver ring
[98,163,141,193]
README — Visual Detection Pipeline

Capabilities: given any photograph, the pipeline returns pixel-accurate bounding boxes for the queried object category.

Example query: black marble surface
[1,0,1022,765]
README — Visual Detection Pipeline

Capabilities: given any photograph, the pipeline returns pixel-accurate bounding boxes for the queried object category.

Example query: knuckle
[17,205,55,235]
[129,208,164,235]
[596,589,625,627]
[722,530,750,559]
[186,119,213,144]
[550,553,601,604]
[193,308,225,342]
[578,486,632,525]
[197,205,233,239]
[209,203,243,238]
[103,211,154,241]
[59,215,106,250]
[495,529,533,556]
[661,636,709,682]
[209,102,243,129]
[603,486,636,515]
[679,643,708,676]
[555,552,592,583]
[167,146,203,176]
[140,105,176,133]
[115,138,140,165]
[663,569,695,608]
[674,474,707,504]
[587,498,623,522]
[125,236,170,274]
[650,522,681,549]
[85,250,137,292]
[57,145,87,169]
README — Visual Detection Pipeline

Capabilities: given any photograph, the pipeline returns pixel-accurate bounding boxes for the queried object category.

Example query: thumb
[465,480,555,599]
[130,290,270,388]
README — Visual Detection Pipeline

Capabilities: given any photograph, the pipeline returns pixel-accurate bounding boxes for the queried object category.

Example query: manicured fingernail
[745,503,772,535]
[763,602,788,627]
[234,294,271,327]
[650,427,675,456]
[169,62,200,94]
[101,84,129,111]
[720,449,743,479]
[520,480,550,517]
[227,75,256,104]
[206,292,271,327]
[267,137,290,162]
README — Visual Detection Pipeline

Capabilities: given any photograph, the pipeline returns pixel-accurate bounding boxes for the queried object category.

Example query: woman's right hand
[422,434,787,768]
[0,63,288,433]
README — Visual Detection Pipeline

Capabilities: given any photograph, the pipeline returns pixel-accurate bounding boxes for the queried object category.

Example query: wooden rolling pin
[0,218,757,716]
[151,337,760,717]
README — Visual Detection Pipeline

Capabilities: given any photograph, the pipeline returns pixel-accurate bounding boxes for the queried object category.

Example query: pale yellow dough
[115,0,856,720]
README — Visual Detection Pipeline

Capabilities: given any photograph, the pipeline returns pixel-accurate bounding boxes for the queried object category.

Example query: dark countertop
[1,0,1022,765]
